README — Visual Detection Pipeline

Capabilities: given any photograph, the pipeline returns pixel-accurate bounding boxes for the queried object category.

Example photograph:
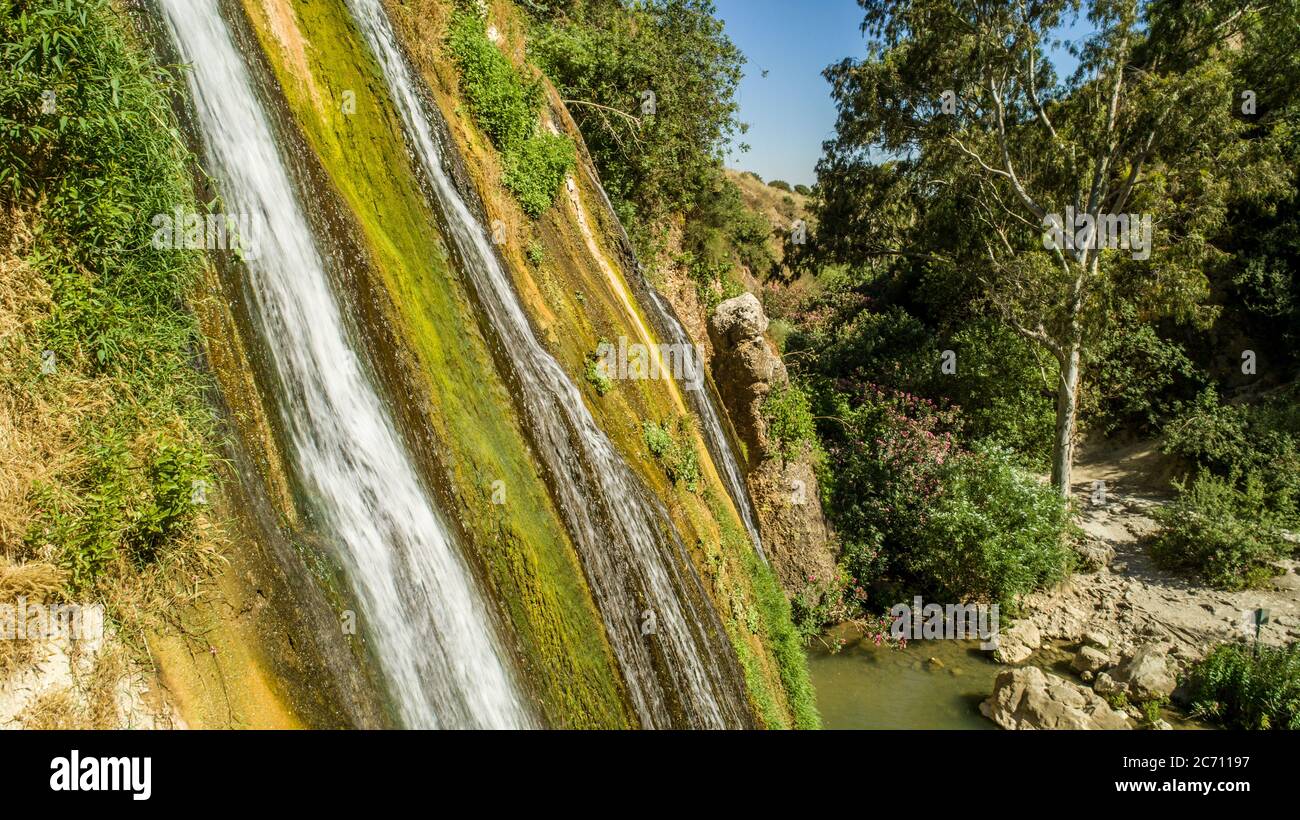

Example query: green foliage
[525,238,545,266]
[738,539,820,728]
[761,381,818,461]
[447,10,574,216]
[802,0,1293,494]
[528,0,744,227]
[641,417,701,491]
[583,347,612,396]
[502,130,575,217]
[793,184,812,197]
[1150,472,1291,590]
[2,0,217,592]
[767,179,791,193]
[816,386,1071,611]
[1187,642,1300,730]
[944,321,1057,464]
[1162,387,1300,525]
[912,443,1073,610]
[1087,304,1203,433]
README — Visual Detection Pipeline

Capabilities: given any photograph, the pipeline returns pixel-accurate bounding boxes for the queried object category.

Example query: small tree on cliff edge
[808,0,1292,497]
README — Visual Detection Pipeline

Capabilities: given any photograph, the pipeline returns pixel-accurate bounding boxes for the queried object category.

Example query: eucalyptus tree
[811,0,1292,496]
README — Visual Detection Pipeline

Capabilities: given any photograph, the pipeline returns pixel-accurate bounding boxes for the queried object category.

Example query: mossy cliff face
[151,0,817,728]
[379,0,818,728]
[228,0,632,728]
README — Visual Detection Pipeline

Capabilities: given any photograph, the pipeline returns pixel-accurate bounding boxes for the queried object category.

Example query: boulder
[1093,671,1126,696]
[1112,644,1177,702]
[1083,630,1112,651]
[1071,645,1110,674]
[993,620,1041,664]
[981,666,1131,730]
[711,292,768,344]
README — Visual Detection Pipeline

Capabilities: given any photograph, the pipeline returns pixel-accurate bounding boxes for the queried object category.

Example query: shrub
[762,381,819,461]
[945,319,1056,466]
[818,386,1071,610]
[1150,471,1290,589]
[768,179,792,192]
[583,347,612,396]
[503,131,576,217]
[793,184,812,196]
[1163,387,1300,524]
[909,443,1073,610]
[1186,642,1300,729]
[447,11,574,216]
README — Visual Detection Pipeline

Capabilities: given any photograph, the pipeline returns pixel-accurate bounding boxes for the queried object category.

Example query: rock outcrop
[981,666,1131,730]
[707,294,836,593]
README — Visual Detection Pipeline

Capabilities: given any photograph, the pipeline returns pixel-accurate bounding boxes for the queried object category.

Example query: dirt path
[1016,437,1300,664]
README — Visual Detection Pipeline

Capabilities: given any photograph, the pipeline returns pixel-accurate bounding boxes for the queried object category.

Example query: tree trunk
[1050,341,1081,499]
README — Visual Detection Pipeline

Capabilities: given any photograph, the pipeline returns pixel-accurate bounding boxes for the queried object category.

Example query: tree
[528,0,745,225]
[809,0,1292,496]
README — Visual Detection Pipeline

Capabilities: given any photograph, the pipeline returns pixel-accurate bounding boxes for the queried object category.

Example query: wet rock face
[707,294,835,594]
[981,666,1132,730]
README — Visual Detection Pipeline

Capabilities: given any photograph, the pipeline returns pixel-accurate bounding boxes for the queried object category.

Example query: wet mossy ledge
[382,0,819,728]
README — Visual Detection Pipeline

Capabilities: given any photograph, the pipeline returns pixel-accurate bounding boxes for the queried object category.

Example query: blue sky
[715,0,1091,187]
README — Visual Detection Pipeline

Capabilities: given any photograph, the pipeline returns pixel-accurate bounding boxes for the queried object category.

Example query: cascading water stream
[644,287,766,562]
[159,0,531,729]
[345,0,752,728]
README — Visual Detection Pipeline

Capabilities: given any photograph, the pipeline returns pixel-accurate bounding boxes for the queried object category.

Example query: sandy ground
[1018,437,1300,663]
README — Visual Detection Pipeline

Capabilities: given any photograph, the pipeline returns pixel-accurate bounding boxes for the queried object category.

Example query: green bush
[448,10,574,217]
[762,381,819,461]
[503,131,576,217]
[1163,387,1300,524]
[768,179,792,193]
[1150,471,1290,589]
[911,443,1073,610]
[583,347,612,396]
[793,184,812,196]
[816,386,1071,611]
[1187,642,1300,729]
[945,320,1056,466]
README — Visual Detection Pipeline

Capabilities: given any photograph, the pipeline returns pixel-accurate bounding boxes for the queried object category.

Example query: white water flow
[644,287,766,562]
[346,0,751,728]
[159,0,530,729]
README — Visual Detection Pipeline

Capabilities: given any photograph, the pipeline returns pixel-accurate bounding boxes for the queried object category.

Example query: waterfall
[159,0,531,729]
[643,287,767,563]
[345,0,753,728]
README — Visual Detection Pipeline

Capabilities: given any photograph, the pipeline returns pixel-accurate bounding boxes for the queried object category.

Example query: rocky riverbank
[982,439,1300,729]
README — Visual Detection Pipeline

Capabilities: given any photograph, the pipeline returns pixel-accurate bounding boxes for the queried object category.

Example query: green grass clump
[1187,642,1300,729]
[447,9,574,217]
[642,417,701,491]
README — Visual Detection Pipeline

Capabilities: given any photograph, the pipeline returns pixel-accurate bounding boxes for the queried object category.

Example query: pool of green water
[806,625,1001,730]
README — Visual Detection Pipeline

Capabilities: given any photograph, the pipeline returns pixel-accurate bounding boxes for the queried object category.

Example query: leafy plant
[1187,643,1300,730]
[447,10,574,217]
[1150,472,1290,590]
[642,417,701,491]
[762,381,819,461]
